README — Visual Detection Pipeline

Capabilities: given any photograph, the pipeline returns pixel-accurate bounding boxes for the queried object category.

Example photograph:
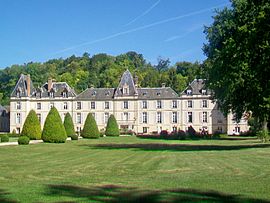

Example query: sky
[0,0,230,68]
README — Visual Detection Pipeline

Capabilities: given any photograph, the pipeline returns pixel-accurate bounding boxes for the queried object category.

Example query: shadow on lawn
[46,184,270,203]
[0,189,17,203]
[80,143,270,152]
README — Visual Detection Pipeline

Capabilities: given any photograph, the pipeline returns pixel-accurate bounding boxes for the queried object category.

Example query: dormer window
[62,91,67,98]
[157,92,161,96]
[92,91,96,96]
[49,92,54,98]
[105,91,110,96]
[16,90,21,97]
[123,83,129,95]
[143,92,147,96]
[187,89,192,95]
[202,89,207,95]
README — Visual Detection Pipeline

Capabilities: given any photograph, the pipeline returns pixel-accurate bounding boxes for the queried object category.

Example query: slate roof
[114,70,138,97]
[34,82,77,98]
[181,79,210,95]
[137,88,178,99]
[76,88,115,100]
[11,74,35,97]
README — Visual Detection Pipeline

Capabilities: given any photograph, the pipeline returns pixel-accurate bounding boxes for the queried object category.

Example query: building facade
[9,70,249,135]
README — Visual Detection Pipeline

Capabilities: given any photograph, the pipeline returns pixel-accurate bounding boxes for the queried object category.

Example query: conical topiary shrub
[63,113,75,137]
[21,110,42,140]
[105,114,120,136]
[42,107,67,143]
[81,113,99,138]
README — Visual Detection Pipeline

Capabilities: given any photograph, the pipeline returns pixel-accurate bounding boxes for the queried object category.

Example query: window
[202,112,208,123]
[157,100,162,109]
[187,89,192,95]
[49,102,54,109]
[37,113,41,123]
[16,102,21,110]
[105,102,110,109]
[202,89,207,95]
[202,100,208,108]
[172,112,177,123]
[77,102,82,110]
[157,112,162,123]
[188,112,193,123]
[91,102,95,109]
[104,113,109,123]
[142,101,147,109]
[143,127,148,133]
[172,100,177,108]
[124,87,129,94]
[49,92,54,98]
[172,126,177,132]
[62,91,67,98]
[123,101,128,109]
[77,113,82,124]
[63,102,68,110]
[16,113,21,124]
[188,100,193,108]
[37,103,41,110]
[142,112,147,123]
[123,112,129,121]
[16,90,20,97]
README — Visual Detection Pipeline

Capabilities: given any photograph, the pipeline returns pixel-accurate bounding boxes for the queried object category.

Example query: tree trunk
[262,117,268,132]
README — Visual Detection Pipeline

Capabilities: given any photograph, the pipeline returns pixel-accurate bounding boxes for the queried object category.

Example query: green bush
[42,107,67,143]
[0,134,9,142]
[105,115,120,136]
[63,113,75,137]
[257,130,269,143]
[21,110,42,140]
[81,113,99,138]
[18,136,30,145]
[70,134,79,140]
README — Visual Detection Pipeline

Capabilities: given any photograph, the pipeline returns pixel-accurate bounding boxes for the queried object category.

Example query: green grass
[0,136,270,202]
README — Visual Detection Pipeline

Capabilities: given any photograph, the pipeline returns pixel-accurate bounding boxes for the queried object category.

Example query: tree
[63,113,75,137]
[81,113,99,138]
[42,107,67,143]
[21,110,42,140]
[155,57,170,72]
[203,0,270,131]
[105,115,120,136]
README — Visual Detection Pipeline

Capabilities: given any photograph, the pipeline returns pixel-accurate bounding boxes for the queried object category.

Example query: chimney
[26,74,31,97]
[161,83,166,88]
[48,77,53,92]
[133,74,138,88]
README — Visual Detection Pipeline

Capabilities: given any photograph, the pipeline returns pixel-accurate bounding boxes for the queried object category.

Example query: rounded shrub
[42,107,67,143]
[81,113,99,138]
[18,136,30,145]
[63,112,75,137]
[105,115,120,136]
[160,130,168,139]
[21,110,42,140]
[0,134,9,142]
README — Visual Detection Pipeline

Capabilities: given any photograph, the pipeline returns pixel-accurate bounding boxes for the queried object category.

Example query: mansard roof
[181,79,210,96]
[36,82,77,98]
[114,69,138,97]
[137,87,179,99]
[77,88,115,100]
[11,74,35,97]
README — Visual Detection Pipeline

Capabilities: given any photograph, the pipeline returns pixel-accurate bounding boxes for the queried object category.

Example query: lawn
[0,136,270,202]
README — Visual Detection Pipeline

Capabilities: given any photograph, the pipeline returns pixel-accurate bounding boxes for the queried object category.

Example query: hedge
[63,112,75,137]
[42,107,67,143]
[105,114,120,136]
[21,110,42,140]
[18,136,30,145]
[81,113,99,138]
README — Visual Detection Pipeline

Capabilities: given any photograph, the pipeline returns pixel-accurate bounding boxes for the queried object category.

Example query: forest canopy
[0,51,202,105]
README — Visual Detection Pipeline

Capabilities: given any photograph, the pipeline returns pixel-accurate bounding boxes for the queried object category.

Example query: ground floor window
[143,127,148,133]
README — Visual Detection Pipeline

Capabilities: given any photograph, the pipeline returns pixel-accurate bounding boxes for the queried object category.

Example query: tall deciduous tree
[203,0,270,131]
